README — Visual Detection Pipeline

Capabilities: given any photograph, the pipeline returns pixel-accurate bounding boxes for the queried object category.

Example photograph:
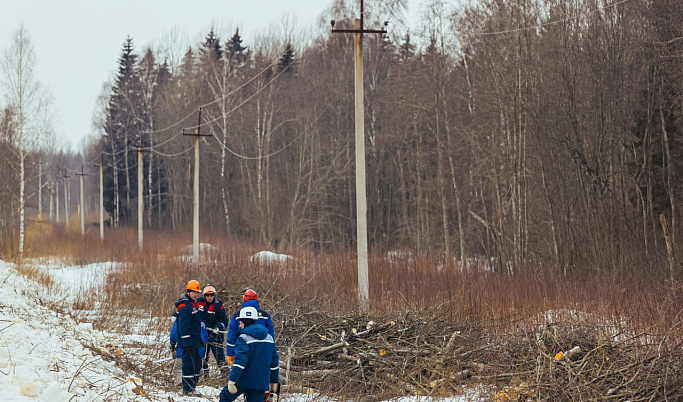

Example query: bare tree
[1,25,54,257]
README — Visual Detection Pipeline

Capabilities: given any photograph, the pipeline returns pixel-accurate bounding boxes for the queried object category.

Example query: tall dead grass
[14,223,682,339]
[15,224,683,399]
[14,263,55,290]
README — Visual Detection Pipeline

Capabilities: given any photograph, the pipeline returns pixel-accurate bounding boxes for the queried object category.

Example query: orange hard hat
[186,280,201,293]
[243,289,258,301]
[203,285,216,295]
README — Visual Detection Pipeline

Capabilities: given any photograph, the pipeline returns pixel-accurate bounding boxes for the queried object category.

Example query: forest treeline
[1,0,681,278]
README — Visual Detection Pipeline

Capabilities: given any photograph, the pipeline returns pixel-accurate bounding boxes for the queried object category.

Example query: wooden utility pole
[183,107,211,264]
[76,165,87,235]
[132,137,150,251]
[63,170,70,227]
[332,1,387,311]
[96,156,104,241]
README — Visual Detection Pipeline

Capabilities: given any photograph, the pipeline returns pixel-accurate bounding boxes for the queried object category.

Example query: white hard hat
[238,306,258,320]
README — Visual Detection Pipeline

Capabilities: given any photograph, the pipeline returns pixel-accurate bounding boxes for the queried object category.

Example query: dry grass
[15,223,682,332]
[14,263,55,290]
[11,224,683,400]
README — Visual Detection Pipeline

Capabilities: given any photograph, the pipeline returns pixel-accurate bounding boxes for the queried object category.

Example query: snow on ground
[249,251,295,264]
[0,258,481,401]
[0,259,135,401]
[22,258,122,300]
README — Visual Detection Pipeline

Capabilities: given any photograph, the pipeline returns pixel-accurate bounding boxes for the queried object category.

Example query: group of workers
[170,280,279,401]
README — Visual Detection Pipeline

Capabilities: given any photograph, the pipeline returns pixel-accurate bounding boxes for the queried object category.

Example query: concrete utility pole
[49,182,53,220]
[38,163,43,219]
[96,156,104,241]
[132,138,150,251]
[183,107,211,264]
[76,165,87,235]
[332,0,387,311]
[56,180,60,223]
[63,170,70,227]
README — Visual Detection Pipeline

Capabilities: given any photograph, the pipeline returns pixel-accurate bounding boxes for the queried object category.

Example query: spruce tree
[101,37,143,225]
[398,33,415,62]
[200,28,223,62]
[277,43,295,74]
[226,29,248,75]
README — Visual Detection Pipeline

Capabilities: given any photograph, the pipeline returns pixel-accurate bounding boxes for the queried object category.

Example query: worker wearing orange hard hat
[174,280,204,396]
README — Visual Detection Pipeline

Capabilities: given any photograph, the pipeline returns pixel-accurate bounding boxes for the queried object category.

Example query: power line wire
[476,0,635,35]
[151,146,195,157]
[408,0,635,38]
[148,130,184,149]
[199,59,296,129]
[144,52,286,136]
[93,50,297,171]
[143,60,294,154]
[211,108,326,161]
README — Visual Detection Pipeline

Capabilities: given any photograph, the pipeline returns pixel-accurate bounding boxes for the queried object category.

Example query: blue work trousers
[219,386,265,402]
[203,333,226,371]
[181,346,202,393]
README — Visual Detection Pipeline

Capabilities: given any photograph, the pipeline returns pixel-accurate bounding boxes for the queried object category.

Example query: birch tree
[1,25,53,257]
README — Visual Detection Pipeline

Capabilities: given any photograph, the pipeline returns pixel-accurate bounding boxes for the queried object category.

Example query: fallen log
[292,341,349,361]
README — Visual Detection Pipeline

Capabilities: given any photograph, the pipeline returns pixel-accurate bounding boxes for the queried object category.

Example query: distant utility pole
[49,181,54,220]
[38,162,43,219]
[63,170,70,227]
[96,156,104,241]
[183,107,211,264]
[56,180,60,223]
[76,165,87,235]
[332,0,387,311]
[132,136,150,252]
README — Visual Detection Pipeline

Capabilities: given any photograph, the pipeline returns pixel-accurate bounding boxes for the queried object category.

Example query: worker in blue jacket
[174,280,204,397]
[170,317,208,385]
[219,306,279,402]
[197,285,230,376]
[225,289,275,366]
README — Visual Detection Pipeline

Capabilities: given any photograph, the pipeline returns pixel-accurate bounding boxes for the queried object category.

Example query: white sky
[0,0,424,152]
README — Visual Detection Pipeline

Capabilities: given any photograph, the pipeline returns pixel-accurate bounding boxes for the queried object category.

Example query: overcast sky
[1,0,423,152]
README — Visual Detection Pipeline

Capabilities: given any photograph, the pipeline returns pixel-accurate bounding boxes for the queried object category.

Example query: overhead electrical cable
[143,52,284,136]
[101,148,128,157]
[475,0,634,35]
[211,109,326,161]
[151,146,195,157]
[98,49,297,171]
[144,59,294,154]
[197,59,296,129]
[407,0,635,38]
[146,130,184,149]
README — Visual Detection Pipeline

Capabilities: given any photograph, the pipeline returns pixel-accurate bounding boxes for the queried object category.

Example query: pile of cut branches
[271,303,683,401]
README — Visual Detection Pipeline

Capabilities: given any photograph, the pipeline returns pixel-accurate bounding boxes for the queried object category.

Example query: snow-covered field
[0,259,481,401]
